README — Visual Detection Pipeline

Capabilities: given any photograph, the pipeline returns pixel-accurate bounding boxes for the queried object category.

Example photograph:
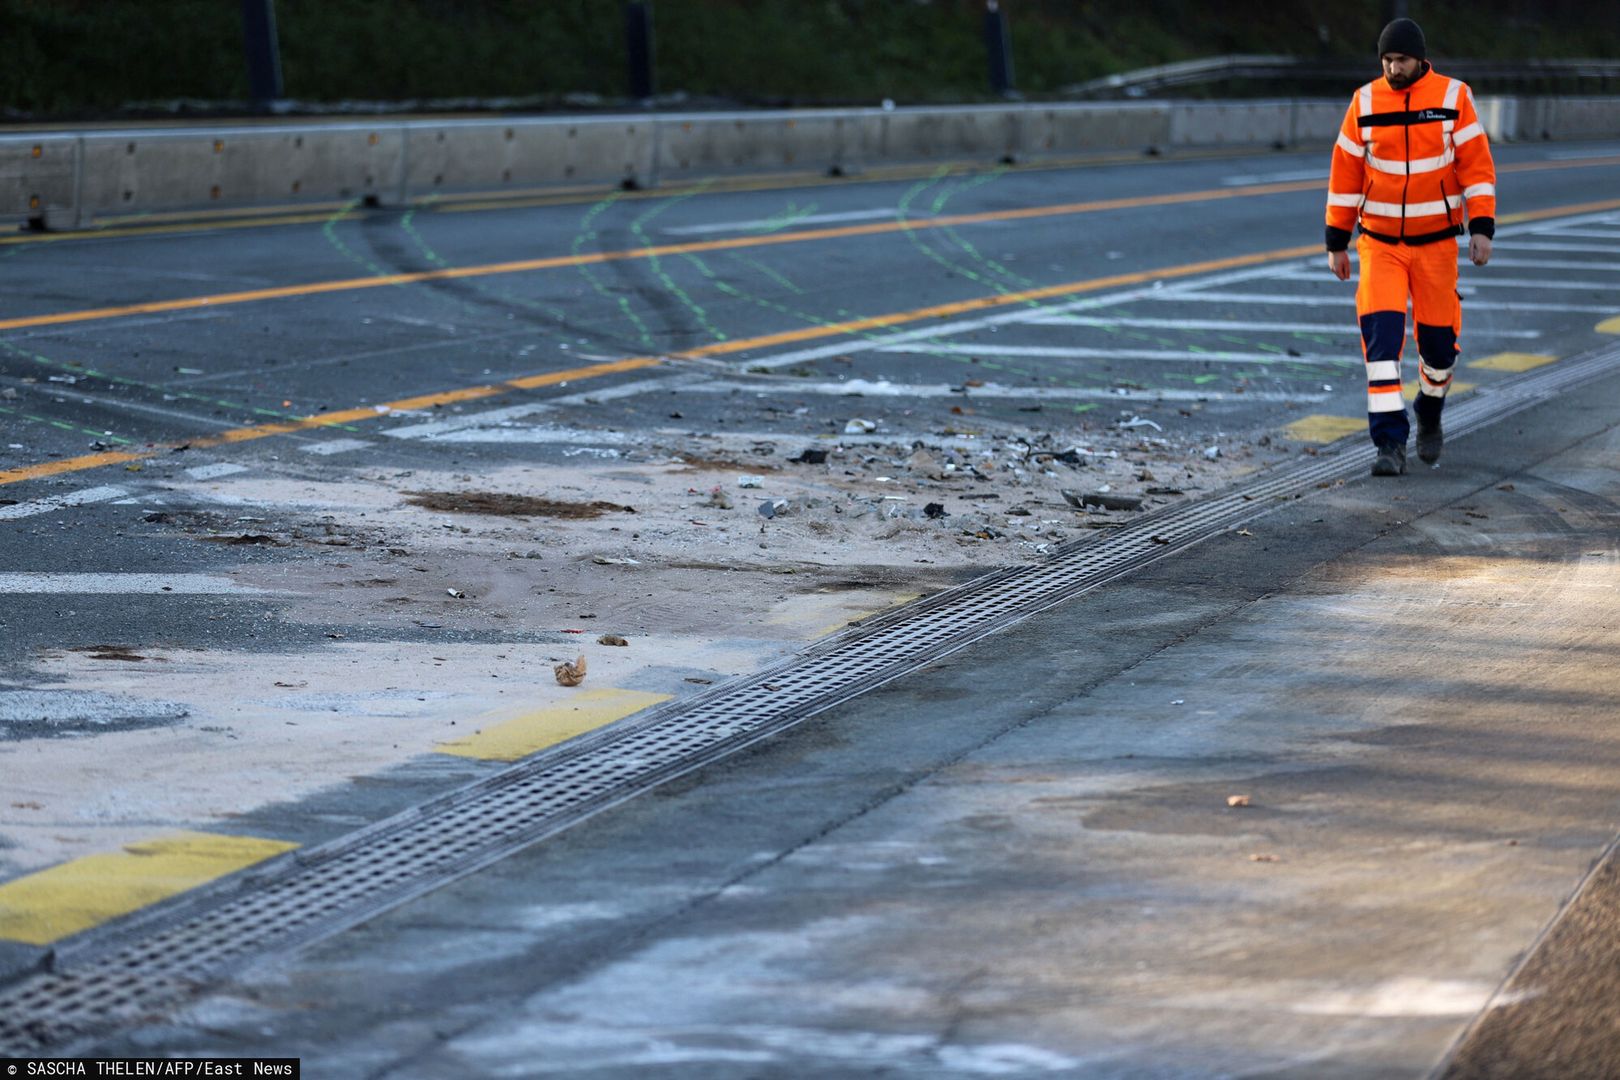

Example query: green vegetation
[3,0,1616,119]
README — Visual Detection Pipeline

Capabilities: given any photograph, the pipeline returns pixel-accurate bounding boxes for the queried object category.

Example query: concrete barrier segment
[3,97,1619,231]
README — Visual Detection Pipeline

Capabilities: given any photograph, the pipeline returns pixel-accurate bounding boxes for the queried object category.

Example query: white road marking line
[430,426,636,445]
[383,376,686,441]
[1141,291,1618,314]
[0,486,129,521]
[184,462,249,480]
[874,343,1351,367]
[1494,242,1620,254]
[298,438,375,456]
[661,208,907,236]
[1020,315,1540,337]
[0,573,273,594]
[733,263,1299,371]
[1271,271,1617,292]
[1531,228,1620,240]
[679,379,1327,404]
[1221,169,1329,186]
[1481,258,1620,273]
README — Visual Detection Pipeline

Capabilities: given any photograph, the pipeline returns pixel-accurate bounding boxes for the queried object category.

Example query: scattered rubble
[554,655,588,686]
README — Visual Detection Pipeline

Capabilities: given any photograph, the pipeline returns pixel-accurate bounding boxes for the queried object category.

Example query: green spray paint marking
[320,201,394,278]
[744,202,821,234]
[400,200,571,324]
[0,340,358,430]
[725,251,807,296]
[0,402,134,444]
[629,185,728,343]
[571,192,656,351]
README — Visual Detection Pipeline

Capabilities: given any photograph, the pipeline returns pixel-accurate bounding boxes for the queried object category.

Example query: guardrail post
[984,1,1015,97]
[626,2,656,102]
[240,0,284,113]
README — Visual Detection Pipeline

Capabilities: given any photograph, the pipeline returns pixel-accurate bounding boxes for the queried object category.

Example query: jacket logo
[1413,109,1450,122]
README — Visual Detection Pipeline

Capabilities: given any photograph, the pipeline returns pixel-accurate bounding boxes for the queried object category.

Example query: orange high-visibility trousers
[1355,233,1461,448]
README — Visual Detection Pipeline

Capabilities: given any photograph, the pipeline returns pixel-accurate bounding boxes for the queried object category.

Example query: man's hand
[1327,249,1351,281]
[1469,234,1492,267]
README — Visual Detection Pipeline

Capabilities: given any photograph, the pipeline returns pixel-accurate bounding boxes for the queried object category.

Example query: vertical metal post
[626,2,656,102]
[984,1,1015,97]
[240,0,284,111]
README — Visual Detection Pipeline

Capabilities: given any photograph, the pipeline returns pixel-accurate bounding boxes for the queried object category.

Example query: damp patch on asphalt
[406,491,638,519]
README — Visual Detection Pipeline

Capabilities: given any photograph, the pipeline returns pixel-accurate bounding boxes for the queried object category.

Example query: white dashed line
[1022,315,1539,337]
[0,573,274,594]
[298,438,375,456]
[678,379,1327,404]
[184,462,250,480]
[0,486,129,521]
[874,343,1350,367]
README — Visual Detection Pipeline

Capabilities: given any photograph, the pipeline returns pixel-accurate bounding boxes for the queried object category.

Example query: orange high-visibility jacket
[1325,65,1496,248]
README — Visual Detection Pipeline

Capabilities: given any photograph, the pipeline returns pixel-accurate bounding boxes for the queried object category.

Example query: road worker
[1324,17,1496,476]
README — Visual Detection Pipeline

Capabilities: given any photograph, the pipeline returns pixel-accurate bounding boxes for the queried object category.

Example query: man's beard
[1386,68,1418,90]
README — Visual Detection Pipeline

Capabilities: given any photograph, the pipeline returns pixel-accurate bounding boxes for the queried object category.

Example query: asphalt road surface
[3,137,1620,1077]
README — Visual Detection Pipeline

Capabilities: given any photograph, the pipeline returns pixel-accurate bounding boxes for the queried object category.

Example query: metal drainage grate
[2,340,1617,1055]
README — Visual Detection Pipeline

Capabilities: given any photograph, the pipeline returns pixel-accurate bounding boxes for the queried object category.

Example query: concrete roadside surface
[66,304,1620,1075]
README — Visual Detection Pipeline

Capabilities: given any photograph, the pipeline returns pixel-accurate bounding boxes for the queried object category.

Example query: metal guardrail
[1065,54,1620,98]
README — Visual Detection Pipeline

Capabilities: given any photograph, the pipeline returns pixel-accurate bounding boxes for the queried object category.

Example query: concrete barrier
[3,95,1617,231]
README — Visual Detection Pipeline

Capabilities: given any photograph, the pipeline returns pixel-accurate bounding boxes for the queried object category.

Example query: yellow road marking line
[436,688,672,762]
[0,180,1335,334]
[1598,316,1620,335]
[0,244,1317,487]
[0,831,298,946]
[808,593,922,641]
[1469,352,1559,373]
[1285,415,1365,444]
[0,356,663,486]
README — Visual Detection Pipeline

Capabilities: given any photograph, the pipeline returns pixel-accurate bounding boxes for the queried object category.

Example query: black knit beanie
[1378,18,1426,60]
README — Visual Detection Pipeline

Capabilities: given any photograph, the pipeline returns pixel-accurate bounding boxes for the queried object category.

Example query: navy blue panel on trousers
[1415,322,1458,369]
[1359,310,1407,362]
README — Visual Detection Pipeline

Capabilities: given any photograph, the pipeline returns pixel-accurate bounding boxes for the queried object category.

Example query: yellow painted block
[1597,315,1620,335]
[436,688,672,762]
[810,593,921,640]
[1468,352,1558,373]
[0,831,298,946]
[1403,380,1476,402]
[1284,415,1363,444]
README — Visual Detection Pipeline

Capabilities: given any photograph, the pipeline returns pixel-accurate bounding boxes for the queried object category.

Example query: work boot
[1371,442,1407,477]
[1416,414,1443,465]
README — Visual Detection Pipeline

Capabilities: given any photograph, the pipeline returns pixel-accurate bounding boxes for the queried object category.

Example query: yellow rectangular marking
[1285,415,1364,444]
[436,688,672,762]
[1596,316,1620,335]
[0,831,298,946]
[1403,380,1475,402]
[1468,352,1559,373]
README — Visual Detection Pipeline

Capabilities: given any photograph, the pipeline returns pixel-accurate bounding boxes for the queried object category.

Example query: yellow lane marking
[808,593,922,641]
[1469,352,1559,373]
[0,356,663,486]
[1598,316,1620,335]
[1285,415,1365,444]
[0,831,298,946]
[0,180,1335,334]
[0,244,1318,487]
[436,688,672,762]
[1403,381,1475,402]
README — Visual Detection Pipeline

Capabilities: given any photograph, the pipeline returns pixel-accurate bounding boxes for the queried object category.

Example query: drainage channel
[3,340,1618,1055]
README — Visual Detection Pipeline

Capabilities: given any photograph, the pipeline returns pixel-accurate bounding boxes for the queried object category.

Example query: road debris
[737,474,765,489]
[844,418,878,434]
[597,635,629,647]
[554,655,588,686]
[1227,795,1252,808]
